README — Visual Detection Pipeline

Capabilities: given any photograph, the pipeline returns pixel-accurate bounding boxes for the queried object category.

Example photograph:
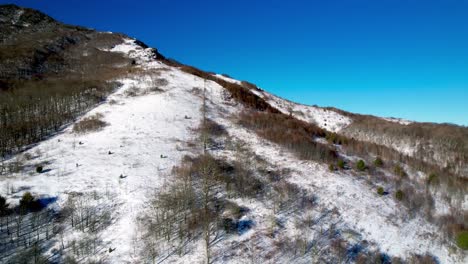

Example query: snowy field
[0,53,207,261]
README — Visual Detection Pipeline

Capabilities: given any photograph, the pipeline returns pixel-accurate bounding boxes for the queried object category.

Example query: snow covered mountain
[0,5,467,264]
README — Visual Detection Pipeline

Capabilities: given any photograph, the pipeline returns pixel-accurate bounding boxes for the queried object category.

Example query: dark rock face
[0,4,91,80]
[0,4,55,24]
[0,4,59,41]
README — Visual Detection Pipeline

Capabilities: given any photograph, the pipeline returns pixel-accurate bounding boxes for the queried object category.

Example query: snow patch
[214,74,242,85]
[12,9,24,25]
[382,117,413,125]
[107,38,157,64]
[213,72,352,132]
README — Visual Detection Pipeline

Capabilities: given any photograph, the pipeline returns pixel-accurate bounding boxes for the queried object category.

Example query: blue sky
[6,0,468,125]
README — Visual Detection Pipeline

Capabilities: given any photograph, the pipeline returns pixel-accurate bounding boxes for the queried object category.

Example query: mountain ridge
[0,5,467,263]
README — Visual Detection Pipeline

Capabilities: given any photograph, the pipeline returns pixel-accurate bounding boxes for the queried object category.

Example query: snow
[108,38,157,63]
[212,73,352,132]
[214,74,242,85]
[11,9,24,25]
[382,117,413,125]
[262,93,352,132]
[0,58,205,262]
[342,128,419,157]
[207,111,464,263]
[200,74,463,263]
[1,37,465,263]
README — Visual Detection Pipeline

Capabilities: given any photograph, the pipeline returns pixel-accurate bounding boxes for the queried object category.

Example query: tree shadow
[237,219,254,235]
[39,168,52,173]
[37,196,58,208]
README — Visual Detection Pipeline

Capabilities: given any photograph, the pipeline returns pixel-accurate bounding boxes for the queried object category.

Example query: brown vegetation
[336,112,468,178]
[238,111,338,162]
[320,127,466,193]
[0,5,136,158]
[72,113,108,134]
[178,65,280,113]
[0,78,120,157]
[202,118,228,137]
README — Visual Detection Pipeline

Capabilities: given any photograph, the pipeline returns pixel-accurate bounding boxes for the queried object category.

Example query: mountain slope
[216,74,468,179]
[0,5,467,264]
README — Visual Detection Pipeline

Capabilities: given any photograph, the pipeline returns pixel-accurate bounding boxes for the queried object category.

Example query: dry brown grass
[203,118,228,137]
[238,111,338,162]
[73,113,108,134]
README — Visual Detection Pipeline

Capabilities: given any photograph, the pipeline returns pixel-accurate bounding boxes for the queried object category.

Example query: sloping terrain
[0,4,161,158]
[0,5,467,264]
[339,115,468,178]
[215,74,352,133]
[218,73,468,181]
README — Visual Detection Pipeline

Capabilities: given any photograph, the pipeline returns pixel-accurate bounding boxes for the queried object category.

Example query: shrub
[20,192,34,205]
[19,192,44,212]
[222,218,238,233]
[224,201,246,219]
[374,157,383,167]
[395,190,404,201]
[73,113,108,133]
[19,192,42,212]
[377,187,384,196]
[329,164,336,171]
[154,78,169,86]
[427,173,438,185]
[326,133,337,144]
[456,230,468,250]
[124,86,140,97]
[326,132,346,145]
[36,165,43,173]
[394,165,407,177]
[356,160,366,171]
[203,118,227,137]
[337,160,345,169]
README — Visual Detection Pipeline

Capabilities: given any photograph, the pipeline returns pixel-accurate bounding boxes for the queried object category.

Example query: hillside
[0,5,467,264]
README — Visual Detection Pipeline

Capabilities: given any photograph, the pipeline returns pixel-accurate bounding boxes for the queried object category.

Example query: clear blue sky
[6,0,468,125]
